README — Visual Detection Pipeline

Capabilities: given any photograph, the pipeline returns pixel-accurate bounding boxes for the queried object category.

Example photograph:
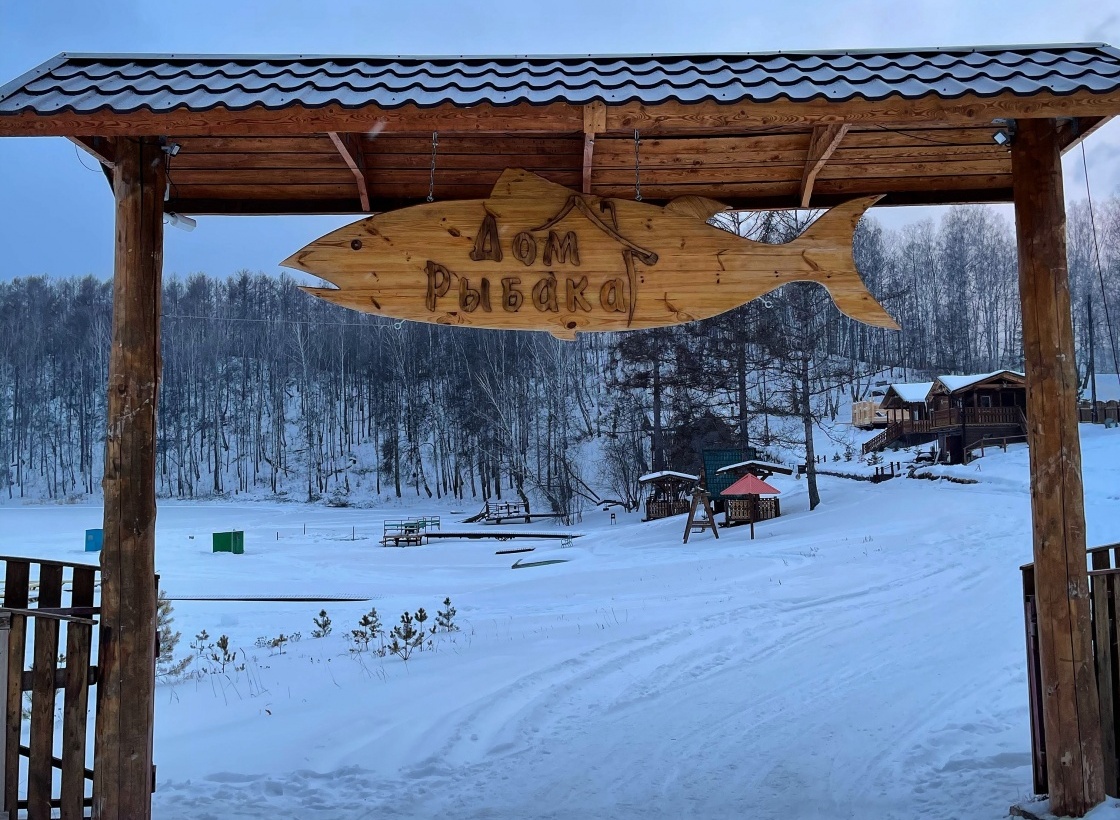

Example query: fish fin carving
[794,196,900,330]
[550,327,579,341]
[490,168,574,200]
[664,196,729,221]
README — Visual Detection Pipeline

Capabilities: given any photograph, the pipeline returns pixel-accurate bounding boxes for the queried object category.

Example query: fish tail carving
[794,196,899,330]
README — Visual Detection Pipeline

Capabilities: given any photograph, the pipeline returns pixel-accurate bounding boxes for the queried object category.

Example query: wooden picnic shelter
[1,44,1119,817]
[638,470,699,520]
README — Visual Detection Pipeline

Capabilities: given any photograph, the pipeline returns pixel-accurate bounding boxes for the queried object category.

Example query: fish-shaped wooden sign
[282,169,899,339]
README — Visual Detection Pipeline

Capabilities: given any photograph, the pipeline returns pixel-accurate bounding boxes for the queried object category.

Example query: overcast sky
[1,0,1118,282]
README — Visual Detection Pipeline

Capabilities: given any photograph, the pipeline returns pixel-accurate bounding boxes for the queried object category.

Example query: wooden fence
[725,497,780,525]
[645,500,691,520]
[1079,400,1120,424]
[1023,542,1120,796]
[0,555,116,819]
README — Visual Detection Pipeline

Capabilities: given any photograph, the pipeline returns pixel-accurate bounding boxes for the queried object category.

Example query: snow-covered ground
[6,426,1120,819]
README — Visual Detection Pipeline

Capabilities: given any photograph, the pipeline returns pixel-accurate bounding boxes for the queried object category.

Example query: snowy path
[5,427,1119,818]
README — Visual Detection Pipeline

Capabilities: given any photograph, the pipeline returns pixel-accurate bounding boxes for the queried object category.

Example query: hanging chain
[633,129,642,201]
[427,131,439,202]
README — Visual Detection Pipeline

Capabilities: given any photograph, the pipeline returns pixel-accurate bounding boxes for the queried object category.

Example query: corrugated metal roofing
[2,44,1119,115]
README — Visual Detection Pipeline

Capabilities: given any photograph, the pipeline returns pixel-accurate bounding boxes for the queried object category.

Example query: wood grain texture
[2,90,1118,138]
[61,567,96,820]
[285,169,898,339]
[800,123,849,207]
[28,564,63,819]
[1013,117,1104,818]
[3,559,28,819]
[94,136,162,820]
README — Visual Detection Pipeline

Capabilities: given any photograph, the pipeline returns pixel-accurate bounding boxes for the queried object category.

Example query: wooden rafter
[327,131,370,211]
[68,136,116,168]
[800,123,849,208]
[582,101,606,195]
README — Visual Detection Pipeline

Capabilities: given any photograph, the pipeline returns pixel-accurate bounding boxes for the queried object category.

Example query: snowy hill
[6,425,1120,819]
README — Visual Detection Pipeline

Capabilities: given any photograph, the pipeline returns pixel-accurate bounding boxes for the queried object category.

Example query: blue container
[85,528,103,552]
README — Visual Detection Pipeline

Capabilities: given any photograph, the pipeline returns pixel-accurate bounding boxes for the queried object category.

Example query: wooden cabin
[638,470,698,520]
[863,371,1027,462]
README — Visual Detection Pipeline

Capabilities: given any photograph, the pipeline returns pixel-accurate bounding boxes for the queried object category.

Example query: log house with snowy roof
[862,371,1027,459]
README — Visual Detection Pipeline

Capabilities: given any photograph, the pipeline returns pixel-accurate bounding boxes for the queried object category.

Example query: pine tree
[388,611,422,660]
[435,597,458,632]
[156,590,191,678]
[350,607,382,653]
[312,609,332,638]
[413,608,429,650]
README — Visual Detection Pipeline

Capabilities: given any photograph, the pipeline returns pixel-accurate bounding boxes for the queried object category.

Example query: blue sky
[1,0,1118,282]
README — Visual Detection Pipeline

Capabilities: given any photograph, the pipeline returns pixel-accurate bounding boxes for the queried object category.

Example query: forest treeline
[1,200,1117,510]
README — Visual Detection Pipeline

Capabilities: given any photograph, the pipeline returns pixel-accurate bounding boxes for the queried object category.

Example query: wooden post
[1012,117,1104,817]
[94,136,164,820]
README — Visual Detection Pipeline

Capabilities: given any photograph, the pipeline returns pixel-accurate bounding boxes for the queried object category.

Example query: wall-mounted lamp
[992,119,1015,147]
[165,212,196,232]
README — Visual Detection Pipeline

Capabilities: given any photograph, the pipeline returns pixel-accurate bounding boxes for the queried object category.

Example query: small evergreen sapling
[270,633,288,655]
[312,609,332,638]
[350,607,382,654]
[156,590,191,678]
[414,607,429,649]
[388,611,422,660]
[436,597,458,633]
[209,634,237,673]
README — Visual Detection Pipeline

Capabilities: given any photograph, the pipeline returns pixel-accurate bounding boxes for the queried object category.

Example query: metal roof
[2,44,1119,115]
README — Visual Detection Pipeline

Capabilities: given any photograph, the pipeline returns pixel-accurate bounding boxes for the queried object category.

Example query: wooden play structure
[2,44,1119,816]
[682,488,719,544]
[638,470,698,520]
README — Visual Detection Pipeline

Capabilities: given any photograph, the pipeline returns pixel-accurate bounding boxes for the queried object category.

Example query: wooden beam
[69,136,116,168]
[1,91,1118,137]
[1012,117,1104,818]
[582,101,606,195]
[326,131,370,211]
[94,136,163,820]
[800,123,849,207]
[1058,117,1109,154]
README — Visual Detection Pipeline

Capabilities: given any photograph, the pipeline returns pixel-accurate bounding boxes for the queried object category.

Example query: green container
[212,531,244,554]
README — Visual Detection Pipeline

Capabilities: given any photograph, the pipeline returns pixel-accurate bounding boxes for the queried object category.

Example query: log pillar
[94,136,164,820]
[1012,117,1104,816]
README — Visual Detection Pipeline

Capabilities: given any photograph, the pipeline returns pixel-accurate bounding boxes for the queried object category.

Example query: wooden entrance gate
[1023,542,1120,796]
[0,555,152,819]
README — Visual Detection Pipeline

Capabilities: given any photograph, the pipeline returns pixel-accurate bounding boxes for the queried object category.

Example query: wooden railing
[1022,543,1120,796]
[645,500,691,521]
[725,497,780,524]
[863,406,1027,454]
[0,556,111,819]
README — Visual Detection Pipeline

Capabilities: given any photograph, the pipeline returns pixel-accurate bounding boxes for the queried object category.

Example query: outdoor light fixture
[165,212,196,232]
[992,119,1015,147]
[161,140,181,156]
